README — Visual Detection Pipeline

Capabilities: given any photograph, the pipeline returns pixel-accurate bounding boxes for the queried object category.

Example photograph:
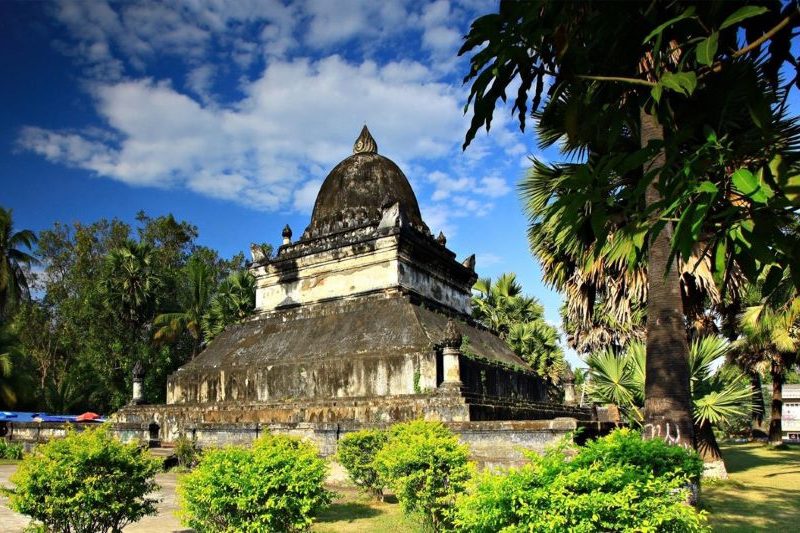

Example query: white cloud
[24,0,521,237]
[18,56,466,211]
[293,179,323,213]
[476,176,511,198]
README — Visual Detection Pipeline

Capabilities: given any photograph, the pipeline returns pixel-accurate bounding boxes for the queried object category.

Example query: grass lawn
[313,486,418,533]
[701,442,800,532]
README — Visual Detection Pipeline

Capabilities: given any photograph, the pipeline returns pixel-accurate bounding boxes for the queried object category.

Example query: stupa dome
[303,126,428,239]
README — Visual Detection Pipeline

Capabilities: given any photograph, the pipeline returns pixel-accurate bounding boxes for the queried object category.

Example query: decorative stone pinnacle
[353,125,378,154]
[282,224,292,239]
[442,319,462,349]
[436,231,447,246]
[132,359,145,380]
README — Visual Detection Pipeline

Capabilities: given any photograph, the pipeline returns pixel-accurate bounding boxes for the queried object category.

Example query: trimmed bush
[453,428,709,532]
[6,426,160,532]
[0,438,24,459]
[373,420,472,531]
[178,433,331,532]
[338,428,388,499]
[173,434,201,469]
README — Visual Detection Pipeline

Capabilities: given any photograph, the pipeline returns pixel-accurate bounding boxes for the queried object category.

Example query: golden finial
[353,125,378,154]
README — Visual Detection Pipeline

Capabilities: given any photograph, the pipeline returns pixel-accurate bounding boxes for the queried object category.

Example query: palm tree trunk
[769,357,784,445]
[640,107,695,449]
[749,371,765,431]
[695,420,728,479]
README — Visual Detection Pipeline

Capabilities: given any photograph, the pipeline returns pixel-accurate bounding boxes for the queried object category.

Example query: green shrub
[373,420,472,531]
[454,428,709,532]
[178,433,331,532]
[0,438,24,459]
[338,428,388,499]
[173,434,201,469]
[6,426,160,532]
[571,427,704,480]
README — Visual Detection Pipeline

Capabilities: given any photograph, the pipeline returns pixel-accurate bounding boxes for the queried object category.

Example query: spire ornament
[353,125,378,154]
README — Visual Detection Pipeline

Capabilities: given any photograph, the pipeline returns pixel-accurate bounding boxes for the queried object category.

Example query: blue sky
[1,1,577,364]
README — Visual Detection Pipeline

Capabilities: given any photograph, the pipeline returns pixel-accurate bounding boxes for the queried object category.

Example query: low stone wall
[2,417,613,469]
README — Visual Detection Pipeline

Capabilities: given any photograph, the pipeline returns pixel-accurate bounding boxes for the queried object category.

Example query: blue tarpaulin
[0,412,105,423]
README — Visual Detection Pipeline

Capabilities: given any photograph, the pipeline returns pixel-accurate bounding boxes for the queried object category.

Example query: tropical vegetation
[461,0,800,448]
[0,209,256,414]
[454,428,707,532]
[472,273,567,387]
[585,335,752,476]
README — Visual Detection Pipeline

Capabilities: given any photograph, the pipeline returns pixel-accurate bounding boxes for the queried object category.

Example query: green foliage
[5,212,251,413]
[454,428,708,532]
[586,336,752,428]
[178,433,331,532]
[472,274,565,385]
[5,426,160,532]
[337,429,388,498]
[173,434,201,469]
[0,438,24,459]
[0,206,37,320]
[202,270,256,342]
[373,420,471,531]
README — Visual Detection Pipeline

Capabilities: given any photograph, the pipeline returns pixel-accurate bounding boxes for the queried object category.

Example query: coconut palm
[201,270,256,342]
[0,207,37,320]
[586,335,752,477]
[473,273,566,386]
[153,255,215,357]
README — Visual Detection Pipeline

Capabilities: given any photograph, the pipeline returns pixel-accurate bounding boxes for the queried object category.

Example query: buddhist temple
[114,127,591,449]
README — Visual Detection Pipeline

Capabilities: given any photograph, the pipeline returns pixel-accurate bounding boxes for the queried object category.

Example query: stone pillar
[131,360,145,405]
[440,319,463,391]
[563,367,576,405]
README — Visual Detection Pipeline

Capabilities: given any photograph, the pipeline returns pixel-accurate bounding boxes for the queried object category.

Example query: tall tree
[0,207,37,320]
[153,255,215,358]
[460,0,799,448]
[738,293,800,444]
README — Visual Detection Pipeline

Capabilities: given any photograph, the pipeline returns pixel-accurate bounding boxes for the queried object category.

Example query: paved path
[0,464,189,532]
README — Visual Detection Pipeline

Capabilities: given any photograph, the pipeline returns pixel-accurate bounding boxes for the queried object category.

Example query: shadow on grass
[719,444,800,475]
[701,484,800,532]
[316,502,383,524]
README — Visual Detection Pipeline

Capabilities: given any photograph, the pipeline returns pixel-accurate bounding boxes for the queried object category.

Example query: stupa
[115,127,590,446]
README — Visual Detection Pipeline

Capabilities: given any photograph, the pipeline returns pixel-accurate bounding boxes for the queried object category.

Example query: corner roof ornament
[353,125,378,154]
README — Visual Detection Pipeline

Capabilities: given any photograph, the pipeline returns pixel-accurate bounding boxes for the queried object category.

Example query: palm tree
[0,325,19,408]
[473,273,566,387]
[153,255,215,357]
[586,335,752,477]
[0,207,37,320]
[507,321,565,385]
[461,0,798,450]
[102,240,161,328]
[201,270,256,342]
[737,296,800,445]
[472,273,544,337]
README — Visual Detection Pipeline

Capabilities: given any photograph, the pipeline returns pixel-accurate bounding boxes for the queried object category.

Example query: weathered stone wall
[252,227,474,316]
[168,352,434,404]
[2,418,597,469]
